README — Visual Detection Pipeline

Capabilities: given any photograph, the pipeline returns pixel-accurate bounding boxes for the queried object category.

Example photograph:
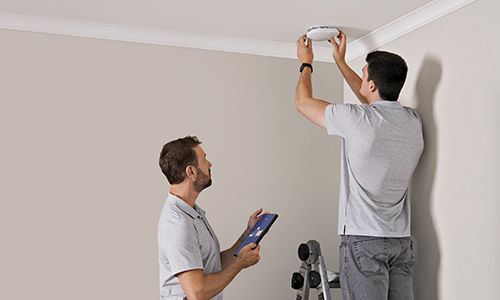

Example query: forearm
[199,262,242,299]
[220,229,250,269]
[183,262,243,300]
[336,60,368,104]
[295,68,314,106]
[295,68,330,127]
[181,227,261,300]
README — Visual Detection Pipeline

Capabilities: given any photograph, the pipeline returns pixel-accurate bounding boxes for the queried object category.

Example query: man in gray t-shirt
[158,136,266,300]
[295,31,423,300]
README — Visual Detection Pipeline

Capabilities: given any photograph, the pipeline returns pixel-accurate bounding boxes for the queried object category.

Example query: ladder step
[328,278,341,289]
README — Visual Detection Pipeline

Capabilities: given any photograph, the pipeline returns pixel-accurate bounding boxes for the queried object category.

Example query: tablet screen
[234,213,278,256]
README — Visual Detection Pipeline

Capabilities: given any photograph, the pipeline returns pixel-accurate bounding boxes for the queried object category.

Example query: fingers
[329,30,346,46]
[329,36,339,48]
[338,31,346,46]
[306,36,312,48]
[256,210,272,220]
[243,242,257,250]
[297,34,312,48]
[251,208,272,219]
[242,243,260,253]
[251,208,263,219]
[297,34,306,46]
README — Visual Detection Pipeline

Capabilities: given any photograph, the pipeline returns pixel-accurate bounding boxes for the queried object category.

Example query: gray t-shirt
[325,100,424,237]
[158,193,222,299]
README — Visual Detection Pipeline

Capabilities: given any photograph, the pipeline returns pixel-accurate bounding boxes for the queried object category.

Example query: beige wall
[345,0,500,299]
[0,29,345,299]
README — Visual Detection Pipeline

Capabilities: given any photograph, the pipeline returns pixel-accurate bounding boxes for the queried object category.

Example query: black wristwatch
[299,63,313,73]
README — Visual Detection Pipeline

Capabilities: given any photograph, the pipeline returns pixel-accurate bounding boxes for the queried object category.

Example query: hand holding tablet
[234,213,278,256]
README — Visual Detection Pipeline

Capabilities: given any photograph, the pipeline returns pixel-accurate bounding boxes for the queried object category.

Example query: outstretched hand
[329,31,347,63]
[296,34,314,64]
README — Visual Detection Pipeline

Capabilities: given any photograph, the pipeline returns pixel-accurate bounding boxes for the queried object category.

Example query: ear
[185,165,197,181]
[368,80,377,93]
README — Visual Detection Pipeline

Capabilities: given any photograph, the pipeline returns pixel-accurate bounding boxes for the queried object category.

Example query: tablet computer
[234,213,278,256]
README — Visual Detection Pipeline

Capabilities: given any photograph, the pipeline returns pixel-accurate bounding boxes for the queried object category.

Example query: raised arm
[329,31,368,104]
[295,34,331,128]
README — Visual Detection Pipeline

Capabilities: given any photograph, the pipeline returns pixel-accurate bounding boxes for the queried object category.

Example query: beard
[193,167,212,192]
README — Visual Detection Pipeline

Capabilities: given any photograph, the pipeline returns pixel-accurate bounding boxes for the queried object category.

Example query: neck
[367,93,382,104]
[170,182,199,208]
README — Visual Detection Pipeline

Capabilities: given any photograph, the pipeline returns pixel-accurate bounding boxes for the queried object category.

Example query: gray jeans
[339,235,415,300]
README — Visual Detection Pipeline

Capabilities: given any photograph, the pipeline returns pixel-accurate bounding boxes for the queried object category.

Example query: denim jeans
[339,235,415,300]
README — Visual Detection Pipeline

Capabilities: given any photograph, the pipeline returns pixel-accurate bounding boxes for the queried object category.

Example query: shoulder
[328,103,367,115]
[159,202,194,230]
[401,106,422,120]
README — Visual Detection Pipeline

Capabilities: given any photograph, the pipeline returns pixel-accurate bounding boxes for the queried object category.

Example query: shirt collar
[167,193,206,219]
[370,100,402,108]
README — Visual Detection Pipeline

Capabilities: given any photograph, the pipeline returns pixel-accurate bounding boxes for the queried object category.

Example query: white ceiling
[0,0,476,62]
[0,0,435,42]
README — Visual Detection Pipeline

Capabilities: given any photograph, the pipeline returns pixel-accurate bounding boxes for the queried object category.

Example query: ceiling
[0,0,475,62]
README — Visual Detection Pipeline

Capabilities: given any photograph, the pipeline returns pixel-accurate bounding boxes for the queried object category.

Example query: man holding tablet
[158,136,266,300]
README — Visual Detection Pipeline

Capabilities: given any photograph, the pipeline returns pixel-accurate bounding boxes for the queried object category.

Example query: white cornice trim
[0,0,476,63]
[0,13,297,59]
[344,0,476,62]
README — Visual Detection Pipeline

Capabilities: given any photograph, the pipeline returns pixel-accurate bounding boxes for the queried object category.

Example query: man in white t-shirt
[294,32,424,300]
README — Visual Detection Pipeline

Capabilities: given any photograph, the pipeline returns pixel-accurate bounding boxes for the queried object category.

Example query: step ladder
[291,240,341,300]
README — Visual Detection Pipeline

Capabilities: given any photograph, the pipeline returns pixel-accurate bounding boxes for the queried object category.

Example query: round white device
[306,25,339,41]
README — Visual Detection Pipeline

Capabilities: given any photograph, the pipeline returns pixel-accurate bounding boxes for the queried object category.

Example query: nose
[208,161,212,168]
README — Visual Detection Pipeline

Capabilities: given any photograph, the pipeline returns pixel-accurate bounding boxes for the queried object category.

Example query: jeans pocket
[352,239,387,276]
[392,239,416,277]
[405,239,416,268]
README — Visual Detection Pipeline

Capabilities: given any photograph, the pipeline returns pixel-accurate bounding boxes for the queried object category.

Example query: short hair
[159,136,201,184]
[366,51,408,101]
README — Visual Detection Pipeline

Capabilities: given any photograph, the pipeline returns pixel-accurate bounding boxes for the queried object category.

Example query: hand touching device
[234,213,278,256]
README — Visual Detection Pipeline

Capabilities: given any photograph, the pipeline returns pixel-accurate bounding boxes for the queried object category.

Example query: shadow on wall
[411,55,442,300]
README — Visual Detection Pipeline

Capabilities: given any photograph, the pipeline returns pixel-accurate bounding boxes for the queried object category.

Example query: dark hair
[366,51,408,101]
[159,136,201,184]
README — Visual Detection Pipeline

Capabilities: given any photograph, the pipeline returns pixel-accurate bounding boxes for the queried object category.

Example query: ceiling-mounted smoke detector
[306,25,339,41]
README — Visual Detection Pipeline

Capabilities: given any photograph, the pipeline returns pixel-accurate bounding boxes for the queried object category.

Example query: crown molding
[0,0,476,63]
[344,0,476,62]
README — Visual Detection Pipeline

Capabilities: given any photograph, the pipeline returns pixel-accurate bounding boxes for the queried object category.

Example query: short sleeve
[324,103,359,137]
[164,217,204,276]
